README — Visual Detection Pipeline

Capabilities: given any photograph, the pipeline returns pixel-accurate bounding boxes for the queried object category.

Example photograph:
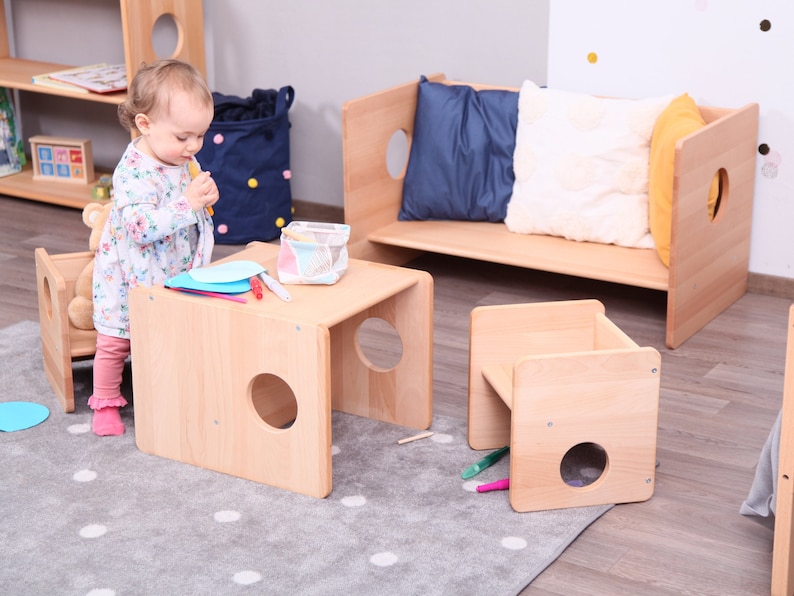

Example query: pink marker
[476,478,510,493]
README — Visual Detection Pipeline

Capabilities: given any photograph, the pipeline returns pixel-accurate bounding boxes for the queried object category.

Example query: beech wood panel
[772,304,794,595]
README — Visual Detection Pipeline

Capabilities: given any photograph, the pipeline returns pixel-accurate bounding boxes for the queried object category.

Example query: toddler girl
[90,59,218,436]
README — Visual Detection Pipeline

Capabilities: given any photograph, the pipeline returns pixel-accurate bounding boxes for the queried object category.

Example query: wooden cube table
[128,242,433,498]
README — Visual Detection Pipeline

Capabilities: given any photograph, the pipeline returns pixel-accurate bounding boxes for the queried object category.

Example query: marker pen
[259,271,291,302]
[461,446,509,479]
[249,276,264,300]
[476,478,510,493]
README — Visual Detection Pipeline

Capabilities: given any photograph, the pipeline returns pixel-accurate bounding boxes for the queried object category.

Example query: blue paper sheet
[0,401,49,432]
[165,272,250,294]
[188,260,264,284]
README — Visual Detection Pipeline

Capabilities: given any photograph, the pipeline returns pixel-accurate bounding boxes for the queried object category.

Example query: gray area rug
[1,321,612,595]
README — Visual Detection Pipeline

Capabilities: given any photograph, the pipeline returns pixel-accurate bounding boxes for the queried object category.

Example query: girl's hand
[184,171,219,213]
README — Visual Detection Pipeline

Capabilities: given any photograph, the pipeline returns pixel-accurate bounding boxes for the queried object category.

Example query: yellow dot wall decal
[248,178,258,189]
[275,217,285,228]
[587,52,598,64]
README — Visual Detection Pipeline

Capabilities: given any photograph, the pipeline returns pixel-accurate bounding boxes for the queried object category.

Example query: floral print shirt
[93,139,214,338]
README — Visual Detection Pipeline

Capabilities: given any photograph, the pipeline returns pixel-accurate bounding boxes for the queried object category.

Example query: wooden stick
[281,227,313,242]
[397,431,434,445]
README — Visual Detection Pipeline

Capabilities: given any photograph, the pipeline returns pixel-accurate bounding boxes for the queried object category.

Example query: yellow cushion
[648,93,720,266]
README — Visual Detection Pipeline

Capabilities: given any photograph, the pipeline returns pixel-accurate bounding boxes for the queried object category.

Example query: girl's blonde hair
[118,59,213,132]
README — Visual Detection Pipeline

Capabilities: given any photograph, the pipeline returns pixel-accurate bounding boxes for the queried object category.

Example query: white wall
[9,0,549,206]
[547,0,792,278]
[202,0,549,210]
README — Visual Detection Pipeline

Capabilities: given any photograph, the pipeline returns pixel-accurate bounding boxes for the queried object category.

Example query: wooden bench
[342,74,759,348]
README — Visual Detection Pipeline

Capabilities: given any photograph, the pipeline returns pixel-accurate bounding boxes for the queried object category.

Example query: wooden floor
[4,194,787,595]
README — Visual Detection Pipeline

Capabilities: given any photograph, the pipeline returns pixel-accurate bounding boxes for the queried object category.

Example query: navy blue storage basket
[197,86,294,244]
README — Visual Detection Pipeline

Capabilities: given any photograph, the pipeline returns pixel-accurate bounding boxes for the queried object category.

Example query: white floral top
[93,139,214,338]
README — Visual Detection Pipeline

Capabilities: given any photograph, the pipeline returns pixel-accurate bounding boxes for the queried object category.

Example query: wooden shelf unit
[0,0,206,209]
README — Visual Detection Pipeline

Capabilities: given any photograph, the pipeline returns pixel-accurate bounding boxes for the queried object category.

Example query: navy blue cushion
[399,76,518,222]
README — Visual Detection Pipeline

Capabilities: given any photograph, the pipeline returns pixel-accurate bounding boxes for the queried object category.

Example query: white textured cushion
[504,81,673,248]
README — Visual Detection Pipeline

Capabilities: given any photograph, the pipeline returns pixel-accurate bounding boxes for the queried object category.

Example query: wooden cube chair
[35,248,97,412]
[468,299,661,512]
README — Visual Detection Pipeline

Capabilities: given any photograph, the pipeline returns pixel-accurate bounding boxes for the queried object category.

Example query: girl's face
[134,90,213,167]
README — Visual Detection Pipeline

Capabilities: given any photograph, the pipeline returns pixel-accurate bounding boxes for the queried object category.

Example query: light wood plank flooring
[2,194,786,595]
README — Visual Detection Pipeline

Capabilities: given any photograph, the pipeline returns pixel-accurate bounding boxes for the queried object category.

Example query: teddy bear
[67,201,112,330]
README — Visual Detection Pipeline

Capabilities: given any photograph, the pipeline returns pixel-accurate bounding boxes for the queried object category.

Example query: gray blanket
[740,409,782,530]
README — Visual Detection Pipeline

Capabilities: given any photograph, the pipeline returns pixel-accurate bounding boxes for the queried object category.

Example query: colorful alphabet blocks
[30,135,94,184]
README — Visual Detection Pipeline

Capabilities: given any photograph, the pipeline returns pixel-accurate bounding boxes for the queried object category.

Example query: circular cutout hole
[708,167,728,222]
[560,442,607,488]
[151,13,182,59]
[356,317,403,371]
[386,129,409,179]
[250,373,297,429]
[42,276,53,321]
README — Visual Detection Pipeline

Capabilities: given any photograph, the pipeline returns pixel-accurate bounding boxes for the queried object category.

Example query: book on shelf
[36,63,127,94]
[31,73,89,94]
[0,87,26,178]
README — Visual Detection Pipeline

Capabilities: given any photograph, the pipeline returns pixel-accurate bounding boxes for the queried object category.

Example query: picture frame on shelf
[30,135,95,184]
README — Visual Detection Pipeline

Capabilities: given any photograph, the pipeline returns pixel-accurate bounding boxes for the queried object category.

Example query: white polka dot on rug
[233,570,262,585]
[68,423,91,434]
[341,495,367,507]
[430,433,453,444]
[73,469,97,482]
[79,524,107,539]
[501,536,528,550]
[86,589,115,596]
[214,510,241,523]
[370,552,398,567]
[462,480,480,492]
[331,444,341,456]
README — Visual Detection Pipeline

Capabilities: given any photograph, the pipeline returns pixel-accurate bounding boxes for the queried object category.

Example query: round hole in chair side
[708,167,728,223]
[151,13,181,59]
[386,129,409,180]
[250,373,297,429]
[356,317,403,371]
[42,276,53,321]
[560,442,607,488]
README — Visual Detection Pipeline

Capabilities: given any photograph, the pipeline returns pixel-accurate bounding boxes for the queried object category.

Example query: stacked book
[31,63,127,95]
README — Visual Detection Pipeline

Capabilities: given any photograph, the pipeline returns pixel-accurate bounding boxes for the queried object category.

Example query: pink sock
[92,405,125,436]
[90,333,130,437]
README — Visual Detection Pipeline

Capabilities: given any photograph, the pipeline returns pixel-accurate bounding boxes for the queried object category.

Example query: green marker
[461,446,510,479]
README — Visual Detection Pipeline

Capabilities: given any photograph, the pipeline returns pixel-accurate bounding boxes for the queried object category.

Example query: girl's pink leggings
[91,332,131,402]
